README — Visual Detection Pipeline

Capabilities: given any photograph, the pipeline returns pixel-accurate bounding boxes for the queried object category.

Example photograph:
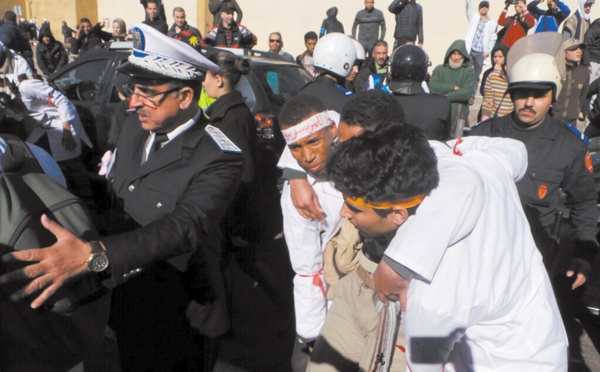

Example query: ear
[178,86,195,109]
[328,120,337,138]
[391,206,409,227]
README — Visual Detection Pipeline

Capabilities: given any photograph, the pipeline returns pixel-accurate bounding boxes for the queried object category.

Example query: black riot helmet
[388,44,429,84]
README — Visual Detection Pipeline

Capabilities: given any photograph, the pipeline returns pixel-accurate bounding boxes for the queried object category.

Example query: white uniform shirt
[388,137,568,371]
[281,175,344,343]
[19,79,92,162]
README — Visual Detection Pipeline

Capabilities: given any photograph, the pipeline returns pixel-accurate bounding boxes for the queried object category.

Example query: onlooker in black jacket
[0,11,35,71]
[61,21,75,43]
[36,23,68,77]
[209,0,243,26]
[202,5,256,49]
[585,19,600,87]
[388,0,423,48]
[319,7,345,37]
[70,18,112,56]
[354,40,389,93]
[142,0,168,35]
[167,7,202,51]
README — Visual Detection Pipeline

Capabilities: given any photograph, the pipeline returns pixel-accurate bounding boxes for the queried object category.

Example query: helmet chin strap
[391,81,425,95]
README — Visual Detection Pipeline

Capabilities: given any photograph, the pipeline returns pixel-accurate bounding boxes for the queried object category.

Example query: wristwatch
[87,240,110,273]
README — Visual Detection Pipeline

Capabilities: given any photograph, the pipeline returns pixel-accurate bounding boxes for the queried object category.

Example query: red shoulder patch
[586,152,594,173]
[538,184,548,200]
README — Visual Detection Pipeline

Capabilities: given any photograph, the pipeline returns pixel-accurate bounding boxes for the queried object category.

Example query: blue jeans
[470,49,485,98]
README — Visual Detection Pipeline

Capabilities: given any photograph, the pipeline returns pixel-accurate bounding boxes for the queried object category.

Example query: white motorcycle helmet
[313,33,357,78]
[508,53,563,101]
[350,38,366,63]
[506,32,565,101]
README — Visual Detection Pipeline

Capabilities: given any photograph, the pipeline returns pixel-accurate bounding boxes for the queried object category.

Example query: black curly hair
[327,123,438,204]
[340,90,405,130]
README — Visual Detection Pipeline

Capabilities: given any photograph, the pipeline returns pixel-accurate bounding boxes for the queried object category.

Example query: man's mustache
[518,107,536,115]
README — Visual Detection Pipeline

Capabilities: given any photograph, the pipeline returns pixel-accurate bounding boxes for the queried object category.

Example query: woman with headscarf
[480,44,513,121]
[36,23,68,76]
[111,18,128,41]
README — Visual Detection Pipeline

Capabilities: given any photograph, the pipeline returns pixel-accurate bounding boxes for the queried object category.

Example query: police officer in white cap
[0,23,243,371]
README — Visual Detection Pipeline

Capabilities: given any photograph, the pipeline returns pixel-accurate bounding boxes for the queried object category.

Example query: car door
[50,54,117,152]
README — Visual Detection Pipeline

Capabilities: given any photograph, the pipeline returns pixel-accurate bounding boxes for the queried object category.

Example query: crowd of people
[0,0,599,371]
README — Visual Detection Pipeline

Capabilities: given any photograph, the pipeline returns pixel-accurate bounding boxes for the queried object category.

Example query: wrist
[87,240,110,273]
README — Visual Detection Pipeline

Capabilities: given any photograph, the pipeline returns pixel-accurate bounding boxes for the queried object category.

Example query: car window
[52,59,110,103]
[251,64,313,108]
[236,75,256,111]
[109,60,130,103]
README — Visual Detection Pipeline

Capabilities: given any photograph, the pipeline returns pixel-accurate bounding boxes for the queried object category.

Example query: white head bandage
[281,111,332,145]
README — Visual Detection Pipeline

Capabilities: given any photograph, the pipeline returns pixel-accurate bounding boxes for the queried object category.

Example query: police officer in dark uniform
[388,44,451,141]
[470,34,598,297]
[0,23,243,372]
[296,33,357,113]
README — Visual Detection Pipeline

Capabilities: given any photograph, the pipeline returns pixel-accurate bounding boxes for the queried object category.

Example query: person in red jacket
[497,0,535,47]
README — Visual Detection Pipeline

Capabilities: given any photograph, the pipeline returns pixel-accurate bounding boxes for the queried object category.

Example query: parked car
[48,42,313,159]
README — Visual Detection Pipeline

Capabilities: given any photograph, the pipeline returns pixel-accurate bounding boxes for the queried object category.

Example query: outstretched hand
[0,214,91,309]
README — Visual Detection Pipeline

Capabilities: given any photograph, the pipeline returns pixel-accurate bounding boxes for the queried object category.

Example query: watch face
[89,253,109,272]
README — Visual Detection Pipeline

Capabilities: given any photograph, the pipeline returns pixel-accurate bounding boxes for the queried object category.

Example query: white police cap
[118,23,218,81]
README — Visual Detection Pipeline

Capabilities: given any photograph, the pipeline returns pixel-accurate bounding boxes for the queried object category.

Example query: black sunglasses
[269,39,282,43]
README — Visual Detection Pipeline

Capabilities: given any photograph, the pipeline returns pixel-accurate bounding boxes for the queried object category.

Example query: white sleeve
[20,80,78,123]
[447,136,528,182]
[466,0,474,19]
[13,52,32,75]
[384,144,485,282]
[281,183,327,342]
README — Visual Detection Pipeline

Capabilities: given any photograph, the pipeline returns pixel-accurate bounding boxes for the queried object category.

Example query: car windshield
[251,64,313,108]
[52,59,111,102]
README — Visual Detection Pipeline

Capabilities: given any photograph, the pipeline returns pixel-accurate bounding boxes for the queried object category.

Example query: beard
[449,58,464,69]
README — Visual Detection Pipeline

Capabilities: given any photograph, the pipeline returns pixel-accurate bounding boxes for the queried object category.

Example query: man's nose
[523,95,536,107]
[301,147,316,163]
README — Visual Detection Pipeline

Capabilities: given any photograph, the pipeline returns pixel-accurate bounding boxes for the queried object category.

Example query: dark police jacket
[102,113,242,330]
[391,84,451,141]
[297,75,352,113]
[470,113,597,268]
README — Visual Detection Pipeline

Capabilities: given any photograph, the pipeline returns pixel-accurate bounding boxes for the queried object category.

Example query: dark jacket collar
[205,91,246,122]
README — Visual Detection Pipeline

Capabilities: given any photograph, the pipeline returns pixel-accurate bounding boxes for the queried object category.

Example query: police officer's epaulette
[561,121,590,146]
[205,125,242,153]
[334,83,354,97]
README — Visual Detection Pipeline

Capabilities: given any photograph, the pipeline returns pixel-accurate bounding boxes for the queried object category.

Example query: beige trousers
[307,270,406,372]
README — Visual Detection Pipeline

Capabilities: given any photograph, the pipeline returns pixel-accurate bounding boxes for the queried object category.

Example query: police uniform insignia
[132,28,144,52]
[205,125,241,153]
[562,122,590,145]
[538,184,548,200]
[578,83,584,90]
[586,152,594,173]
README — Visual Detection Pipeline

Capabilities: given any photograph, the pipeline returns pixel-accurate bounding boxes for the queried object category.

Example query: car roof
[84,42,298,66]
